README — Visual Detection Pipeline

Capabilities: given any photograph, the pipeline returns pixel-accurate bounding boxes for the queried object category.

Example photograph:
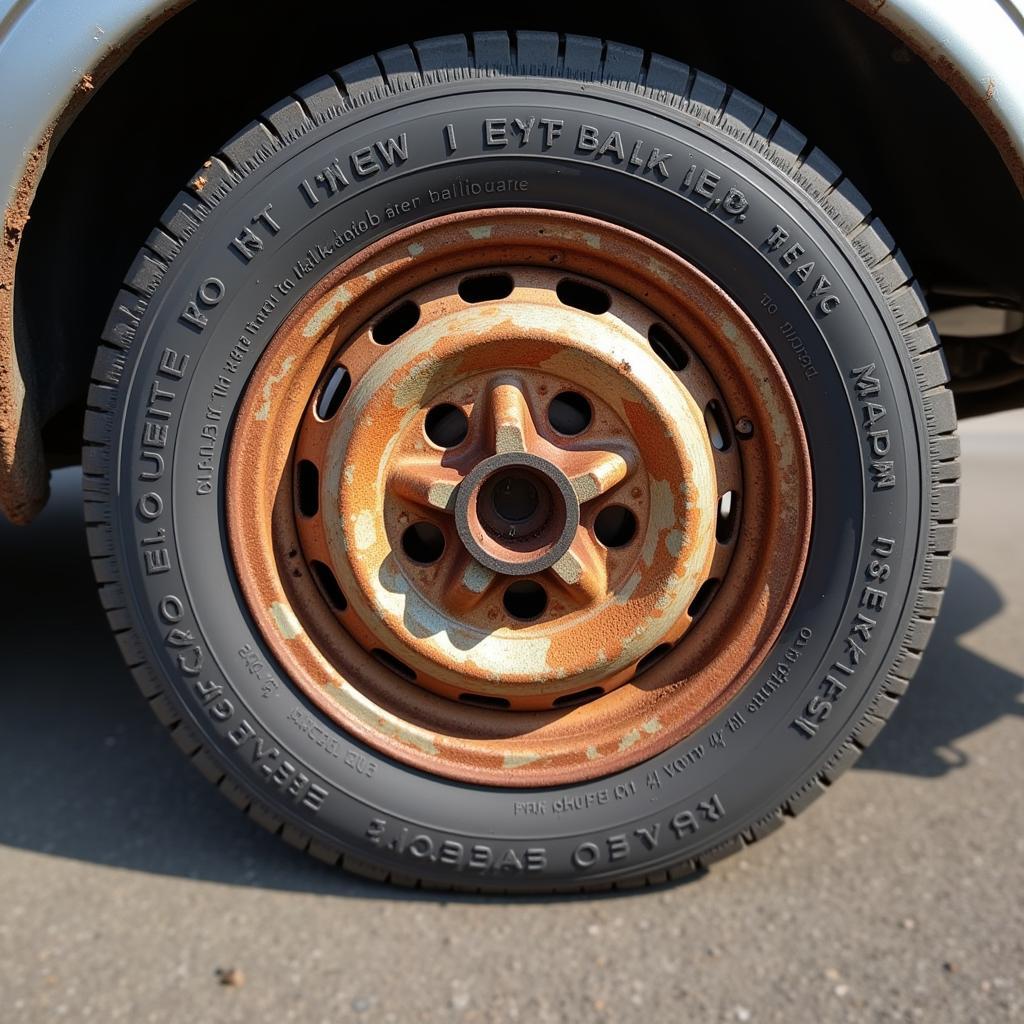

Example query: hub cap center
[455,451,580,576]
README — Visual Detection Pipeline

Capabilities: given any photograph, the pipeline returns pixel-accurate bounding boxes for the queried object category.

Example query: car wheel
[84,32,958,891]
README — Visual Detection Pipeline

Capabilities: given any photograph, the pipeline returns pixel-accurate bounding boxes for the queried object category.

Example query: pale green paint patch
[503,751,541,769]
[269,601,302,640]
[618,728,641,752]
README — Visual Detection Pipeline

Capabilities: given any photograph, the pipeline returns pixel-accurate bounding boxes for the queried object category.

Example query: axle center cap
[454,452,580,576]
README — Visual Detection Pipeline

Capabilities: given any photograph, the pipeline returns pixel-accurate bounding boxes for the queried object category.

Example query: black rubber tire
[83,32,959,893]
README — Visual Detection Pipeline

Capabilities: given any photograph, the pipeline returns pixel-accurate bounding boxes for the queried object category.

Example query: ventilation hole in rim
[503,580,548,620]
[552,686,604,708]
[372,649,416,681]
[296,460,319,517]
[716,491,738,545]
[594,505,638,547]
[424,403,469,448]
[458,272,515,303]
[372,300,420,344]
[548,391,592,435]
[635,643,672,675]
[401,522,446,564]
[458,692,512,709]
[555,278,611,314]
[315,364,351,421]
[704,400,733,452]
[648,323,689,371]
[688,578,720,620]
[310,560,348,611]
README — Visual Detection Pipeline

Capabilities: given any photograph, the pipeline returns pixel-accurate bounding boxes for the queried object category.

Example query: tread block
[799,146,843,200]
[378,45,421,92]
[644,54,689,105]
[720,88,764,141]
[336,55,386,104]
[787,778,827,816]
[296,75,346,123]
[414,34,470,80]
[603,41,644,87]
[513,30,560,74]
[687,70,727,121]
[263,97,315,142]
[221,120,278,172]
[471,31,512,72]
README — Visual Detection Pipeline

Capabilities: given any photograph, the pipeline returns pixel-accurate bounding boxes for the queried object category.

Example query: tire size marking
[791,538,896,738]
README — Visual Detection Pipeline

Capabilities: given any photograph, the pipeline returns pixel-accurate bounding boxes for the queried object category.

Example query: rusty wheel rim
[227,209,811,786]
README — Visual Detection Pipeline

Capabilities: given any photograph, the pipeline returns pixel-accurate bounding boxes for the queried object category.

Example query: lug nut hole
[458,273,514,303]
[296,459,320,518]
[424,403,469,448]
[635,643,672,676]
[548,391,592,436]
[556,278,612,314]
[314,364,351,421]
[372,300,420,345]
[594,505,638,548]
[502,580,548,620]
[648,323,689,371]
[401,522,446,564]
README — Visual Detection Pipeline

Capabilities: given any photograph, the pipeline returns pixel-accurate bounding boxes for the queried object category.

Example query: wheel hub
[226,209,811,786]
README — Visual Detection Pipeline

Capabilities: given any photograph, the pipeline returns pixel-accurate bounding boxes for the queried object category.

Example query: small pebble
[215,967,244,988]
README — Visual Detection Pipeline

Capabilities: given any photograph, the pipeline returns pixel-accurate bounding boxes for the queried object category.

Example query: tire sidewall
[108,78,925,889]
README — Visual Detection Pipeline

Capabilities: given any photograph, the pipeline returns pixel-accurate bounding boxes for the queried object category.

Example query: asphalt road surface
[1,413,1021,1024]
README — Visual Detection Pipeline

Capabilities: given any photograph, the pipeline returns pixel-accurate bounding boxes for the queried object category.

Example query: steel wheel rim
[226,208,812,786]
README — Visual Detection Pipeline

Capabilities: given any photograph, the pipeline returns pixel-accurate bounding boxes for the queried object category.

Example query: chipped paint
[503,751,541,769]
[467,225,493,239]
[426,480,457,510]
[269,601,302,640]
[618,728,641,752]
[353,509,376,550]
[302,284,352,338]
[407,242,425,257]
[254,355,296,420]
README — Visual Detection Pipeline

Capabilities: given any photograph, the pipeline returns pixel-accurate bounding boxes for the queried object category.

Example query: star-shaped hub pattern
[388,376,639,620]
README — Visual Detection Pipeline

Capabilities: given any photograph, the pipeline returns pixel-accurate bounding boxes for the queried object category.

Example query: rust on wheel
[226,209,811,786]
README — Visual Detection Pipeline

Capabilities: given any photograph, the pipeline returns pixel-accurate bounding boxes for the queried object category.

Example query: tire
[83,32,959,892]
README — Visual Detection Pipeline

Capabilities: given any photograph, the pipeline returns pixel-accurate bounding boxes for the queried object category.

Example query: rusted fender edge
[0,0,192,524]
[849,0,1024,193]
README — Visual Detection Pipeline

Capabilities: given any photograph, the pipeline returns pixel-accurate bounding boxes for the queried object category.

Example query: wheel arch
[2,0,1021,523]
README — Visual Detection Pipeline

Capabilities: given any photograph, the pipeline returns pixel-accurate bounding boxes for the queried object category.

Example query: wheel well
[16,0,1023,464]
